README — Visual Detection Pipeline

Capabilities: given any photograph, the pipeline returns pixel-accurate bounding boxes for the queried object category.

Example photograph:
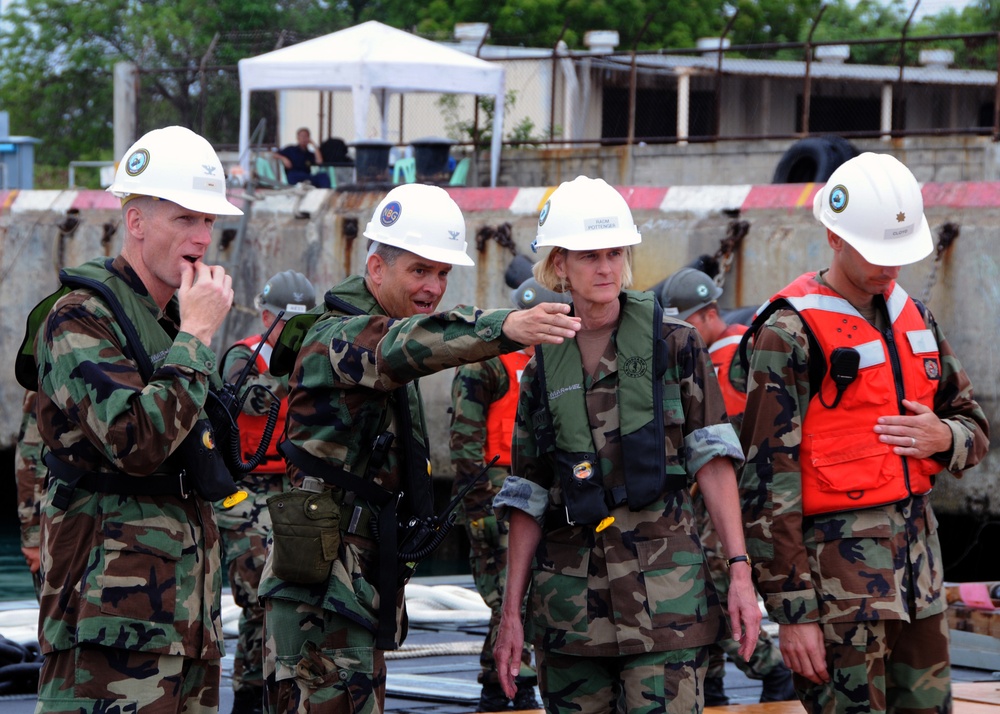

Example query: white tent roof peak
[237,21,506,186]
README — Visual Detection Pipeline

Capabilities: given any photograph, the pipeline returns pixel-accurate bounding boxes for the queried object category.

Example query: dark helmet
[256,270,317,316]
[510,277,571,310]
[659,268,722,320]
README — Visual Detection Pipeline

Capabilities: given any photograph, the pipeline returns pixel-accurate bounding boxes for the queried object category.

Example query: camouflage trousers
[694,491,783,680]
[262,597,386,714]
[794,613,951,714]
[216,471,289,693]
[467,525,535,685]
[536,646,708,714]
[35,645,221,714]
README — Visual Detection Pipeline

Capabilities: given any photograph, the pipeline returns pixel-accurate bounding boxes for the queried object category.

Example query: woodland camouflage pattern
[261,274,521,713]
[33,255,224,709]
[495,312,744,659]
[739,282,989,713]
[450,355,535,685]
[216,340,292,694]
[739,304,988,625]
[15,390,44,553]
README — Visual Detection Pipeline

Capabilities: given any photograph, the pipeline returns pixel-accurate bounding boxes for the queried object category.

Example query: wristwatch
[726,554,752,569]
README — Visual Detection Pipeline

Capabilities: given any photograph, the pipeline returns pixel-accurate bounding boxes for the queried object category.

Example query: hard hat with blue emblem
[108,126,243,216]
[363,184,473,266]
[531,176,641,252]
[659,268,723,321]
[813,152,932,266]
[510,277,572,310]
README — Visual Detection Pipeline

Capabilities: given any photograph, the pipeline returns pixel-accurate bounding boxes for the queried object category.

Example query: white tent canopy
[238,21,505,187]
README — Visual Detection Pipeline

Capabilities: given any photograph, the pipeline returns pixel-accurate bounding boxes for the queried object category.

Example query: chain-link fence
[127,29,998,160]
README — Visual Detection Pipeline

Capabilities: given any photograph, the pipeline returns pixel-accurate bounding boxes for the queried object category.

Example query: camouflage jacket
[495,300,744,656]
[14,390,45,550]
[259,274,519,646]
[34,254,224,659]
[449,354,522,525]
[739,275,989,626]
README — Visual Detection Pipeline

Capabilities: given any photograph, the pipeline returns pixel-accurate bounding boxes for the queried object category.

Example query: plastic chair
[254,154,288,186]
[392,156,416,184]
[448,157,470,186]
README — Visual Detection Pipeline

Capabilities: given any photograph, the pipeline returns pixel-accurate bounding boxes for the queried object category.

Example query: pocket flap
[636,535,702,571]
[809,429,887,468]
[102,521,182,561]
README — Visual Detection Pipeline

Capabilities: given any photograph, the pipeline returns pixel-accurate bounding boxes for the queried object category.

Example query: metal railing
[67,160,116,188]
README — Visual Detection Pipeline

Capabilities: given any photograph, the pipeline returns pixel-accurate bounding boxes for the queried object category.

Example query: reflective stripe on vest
[708,325,748,421]
[234,335,289,473]
[768,272,941,515]
[485,351,532,467]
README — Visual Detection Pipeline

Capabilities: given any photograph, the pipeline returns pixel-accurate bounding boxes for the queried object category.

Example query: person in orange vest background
[449,276,570,712]
[217,269,316,714]
[659,267,795,707]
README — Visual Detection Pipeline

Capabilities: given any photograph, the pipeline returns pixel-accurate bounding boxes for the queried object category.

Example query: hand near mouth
[179,260,233,345]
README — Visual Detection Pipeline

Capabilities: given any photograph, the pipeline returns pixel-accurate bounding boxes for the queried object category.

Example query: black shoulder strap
[738,298,826,399]
[16,260,154,390]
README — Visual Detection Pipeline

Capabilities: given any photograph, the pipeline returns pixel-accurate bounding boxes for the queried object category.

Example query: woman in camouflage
[493,176,760,714]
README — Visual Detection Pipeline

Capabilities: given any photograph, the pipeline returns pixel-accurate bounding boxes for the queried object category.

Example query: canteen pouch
[267,487,341,584]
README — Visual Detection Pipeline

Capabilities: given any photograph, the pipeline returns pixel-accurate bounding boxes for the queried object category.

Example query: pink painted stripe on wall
[447,187,521,212]
[70,190,123,211]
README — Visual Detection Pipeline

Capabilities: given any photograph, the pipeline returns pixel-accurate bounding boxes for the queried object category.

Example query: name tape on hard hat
[193,176,224,193]
[284,304,308,314]
[883,223,914,240]
[584,216,619,232]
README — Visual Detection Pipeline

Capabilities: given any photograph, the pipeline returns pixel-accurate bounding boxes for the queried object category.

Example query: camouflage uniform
[33,255,225,713]
[739,271,989,714]
[260,274,521,714]
[495,301,744,713]
[217,340,292,702]
[14,389,45,600]
[449,354,535,691]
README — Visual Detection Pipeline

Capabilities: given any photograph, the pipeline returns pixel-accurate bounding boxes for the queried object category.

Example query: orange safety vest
[233,335,288,474]
[767,273,942,516]
[484,350,532,467]
[709,323,748,421]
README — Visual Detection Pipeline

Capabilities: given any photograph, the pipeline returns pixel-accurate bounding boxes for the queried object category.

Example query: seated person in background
[276,127,331,188]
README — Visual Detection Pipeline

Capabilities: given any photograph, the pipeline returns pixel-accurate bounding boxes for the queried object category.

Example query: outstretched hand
[501,302,581,345]
[178,261,233,345]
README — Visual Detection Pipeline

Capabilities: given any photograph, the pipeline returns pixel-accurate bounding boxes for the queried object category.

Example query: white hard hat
[532,176,641,252]
[659,268,723,320]
[363,184,473,266]
[107,126,243,216]
[813,152,931,266]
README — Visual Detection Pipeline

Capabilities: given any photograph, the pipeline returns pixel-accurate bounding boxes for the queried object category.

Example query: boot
[759,662,796,702]
[513,678,540,710]
[704,675,730,707]
[231,685,265,714]
[479,681,511,712]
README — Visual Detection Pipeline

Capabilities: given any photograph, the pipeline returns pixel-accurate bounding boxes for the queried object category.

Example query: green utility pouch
[267,486,341,584]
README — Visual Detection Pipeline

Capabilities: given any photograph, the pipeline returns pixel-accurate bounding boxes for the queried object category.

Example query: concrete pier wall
[2,181,997,517]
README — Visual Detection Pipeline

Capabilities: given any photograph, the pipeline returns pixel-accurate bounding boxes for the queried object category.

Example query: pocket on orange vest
[808,428,892,493]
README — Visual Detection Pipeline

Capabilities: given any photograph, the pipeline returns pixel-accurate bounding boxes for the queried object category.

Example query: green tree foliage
[0,0,344,166]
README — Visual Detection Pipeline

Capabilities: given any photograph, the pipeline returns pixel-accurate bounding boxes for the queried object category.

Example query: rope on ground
[385,642,483,660]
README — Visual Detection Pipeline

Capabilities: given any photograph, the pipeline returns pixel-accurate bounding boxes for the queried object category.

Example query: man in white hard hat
[25,126,242,711]
[217,270,317,713]
[739,153,989,714]
[258,183,581,714]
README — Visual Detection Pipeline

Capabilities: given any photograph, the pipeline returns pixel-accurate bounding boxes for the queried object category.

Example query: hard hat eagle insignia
[125,149,150,177]
[380,200,402,227]
[829,185,849,213]
[202,164,217,176]
[448,230,461,241]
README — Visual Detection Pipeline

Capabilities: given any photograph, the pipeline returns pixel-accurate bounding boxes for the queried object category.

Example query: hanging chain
[919,223,959,305]
[713,219,749,290]
[476,222,518,256]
